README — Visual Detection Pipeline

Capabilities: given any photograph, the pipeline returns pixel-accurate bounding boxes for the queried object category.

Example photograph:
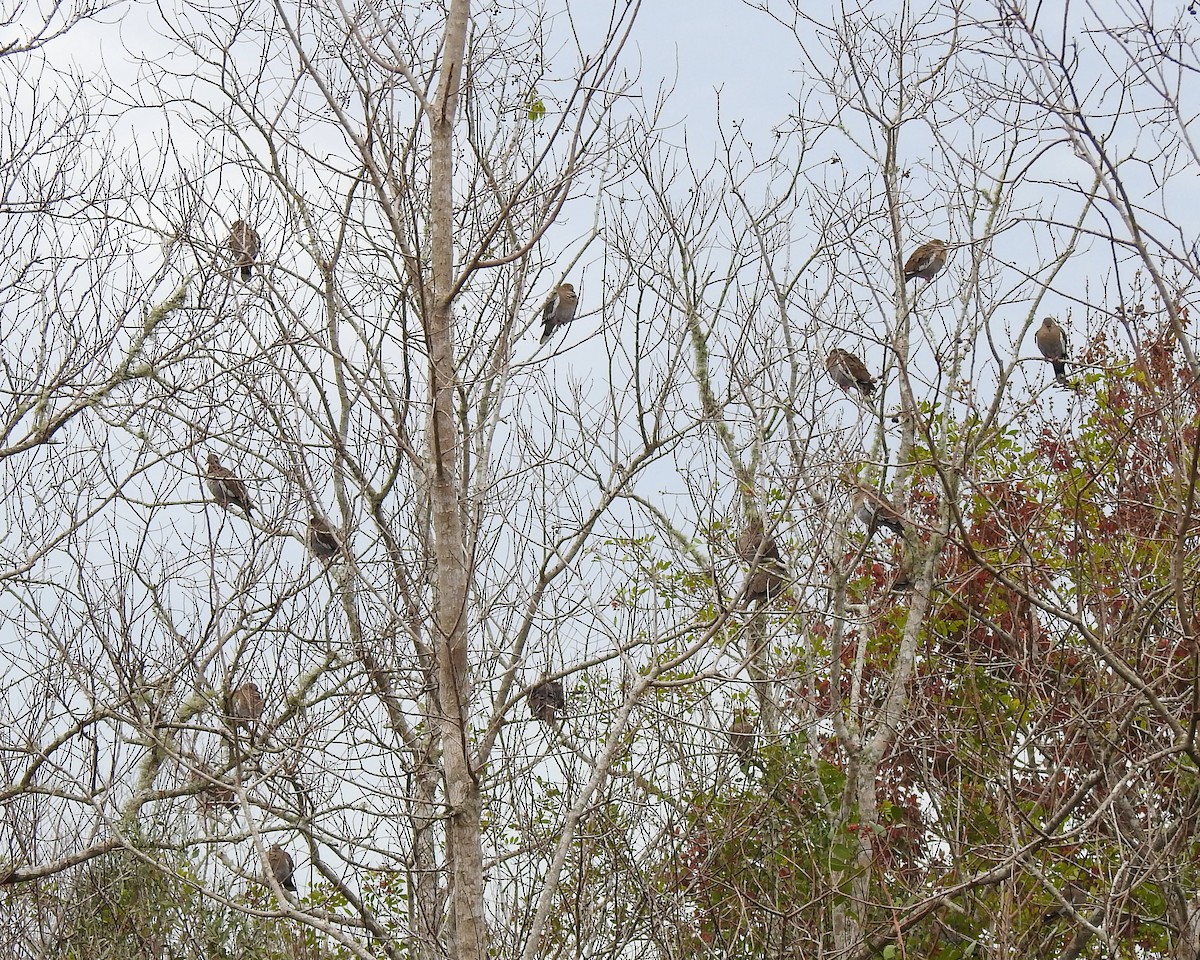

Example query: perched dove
[1035,317,1069,385]
[727,714,757,763]
[891,554,915,593]
[267,844,296,892]
[738,516,788,604]
[745,566,787,603]
[539,283,578,345]
[1042,878,1086,922]
[903,239,947,283]
[193,765,236,814]
[825,349,876,398]
[205,453,253,517]
[853,485,906,536]
[308,514,344,563]
[228,682,264,727]
[735,517,781,562]
[527,679,566,724]
[227,220,260,282]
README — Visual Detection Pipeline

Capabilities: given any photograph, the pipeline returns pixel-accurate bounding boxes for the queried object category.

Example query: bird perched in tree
[539,283,578,345]
[1035,317,1069,385]
[736,516,781,562]
[227,220,260,282]
[205,453,253,518]
[308,514,344,563]
[192,765,237,815]
[891,554,915,593]
[853,485,906,536]
[734,518,792,600]
[228,682,264,727]
[745,565,787,604]
[903,239,947,282]
[1042,878,1086,922]
[727,714,757,763]
[738,516,788,604]
[825,349,876,398]
[527,679,566,724]
[267,844,296,892]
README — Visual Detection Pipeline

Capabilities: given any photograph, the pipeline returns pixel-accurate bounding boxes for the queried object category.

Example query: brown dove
[1042,878,1086,922]
[727,714,757,762]
[735,516,781,562]
[853,485,906,536]
[308,514,344,563]
[825,349,876,398]
[539,283,579,345]
[227,220,260,282]
[745,565,787,603]
[1035,317,1069,385]
[228,682,264,727]
[903,239,947,282]
[193,765,236,815]
[267,844,296,892]
[738,516,788,604]
[205,453,253,517]
[527,679,566,724]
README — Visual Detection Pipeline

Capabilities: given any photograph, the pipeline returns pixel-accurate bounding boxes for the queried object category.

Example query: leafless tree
[5,1,1200,959]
